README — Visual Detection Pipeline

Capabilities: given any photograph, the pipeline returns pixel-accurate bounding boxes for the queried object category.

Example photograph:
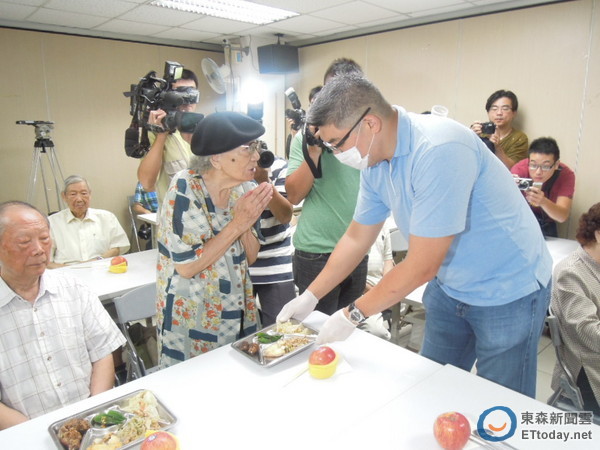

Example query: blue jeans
[420,277,551,398]
[293,250,368,315]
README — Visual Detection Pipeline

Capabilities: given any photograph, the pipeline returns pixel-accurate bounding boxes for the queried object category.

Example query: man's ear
[365,114,382,134]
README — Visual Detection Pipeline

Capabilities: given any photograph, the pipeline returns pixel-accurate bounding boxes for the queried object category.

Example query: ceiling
[0,0,562,51]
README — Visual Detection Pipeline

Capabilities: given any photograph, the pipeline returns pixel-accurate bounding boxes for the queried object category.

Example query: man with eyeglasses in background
[278,74,552,399]
[511,137,575,237]
[470,89,528,169]
[47,175,130,268]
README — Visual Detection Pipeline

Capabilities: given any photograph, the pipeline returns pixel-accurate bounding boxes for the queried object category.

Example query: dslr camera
[285,87,306,131]
[123,61,204,158]
[253,140,275,169]
[515,178,543,191]
[481,121,496,135]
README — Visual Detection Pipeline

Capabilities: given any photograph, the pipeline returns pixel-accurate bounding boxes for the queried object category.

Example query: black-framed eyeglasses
[321,107,371,153]
[528,161,556,172]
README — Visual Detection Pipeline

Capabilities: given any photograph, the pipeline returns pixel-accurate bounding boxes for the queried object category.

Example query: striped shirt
[0,271,125,419]
[249,158,294,284]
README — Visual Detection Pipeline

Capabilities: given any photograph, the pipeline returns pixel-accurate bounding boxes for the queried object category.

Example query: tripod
[17,120,65,215]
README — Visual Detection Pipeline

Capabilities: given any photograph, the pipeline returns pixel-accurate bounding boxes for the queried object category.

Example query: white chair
[113,282,158,382]
[389,228,409,254]
[546,308,585,412]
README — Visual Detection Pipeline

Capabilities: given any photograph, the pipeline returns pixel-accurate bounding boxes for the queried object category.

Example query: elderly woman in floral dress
[156,112,273,368]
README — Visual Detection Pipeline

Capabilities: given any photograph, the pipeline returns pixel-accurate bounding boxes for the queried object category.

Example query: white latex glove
[276,290,318,322]
[316,309,357,345]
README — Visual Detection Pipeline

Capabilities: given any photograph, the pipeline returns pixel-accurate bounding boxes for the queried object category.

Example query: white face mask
[334,130,375,171]
[334,145,369,170]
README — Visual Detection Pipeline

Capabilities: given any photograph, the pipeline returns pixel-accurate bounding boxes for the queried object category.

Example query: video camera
[285,87,306,131]
[123,61,204,158]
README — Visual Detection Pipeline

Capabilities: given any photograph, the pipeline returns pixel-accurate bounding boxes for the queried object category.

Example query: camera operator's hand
[489,131,503,148]
[231,182,273,232]
[254,166,270,184]
[470,121,483,136]
[148,109,168,133]
[525,186,545,208]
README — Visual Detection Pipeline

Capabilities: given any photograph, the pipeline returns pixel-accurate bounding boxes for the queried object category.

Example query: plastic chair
[113,282,158,382]
[127,195,142,252]
[546,308,585,412]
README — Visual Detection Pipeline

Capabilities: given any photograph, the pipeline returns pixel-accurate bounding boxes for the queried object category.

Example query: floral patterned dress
[156,170,258,368]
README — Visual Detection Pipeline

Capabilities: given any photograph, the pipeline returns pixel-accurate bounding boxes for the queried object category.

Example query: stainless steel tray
[48,389,176,450]
[231,319,317,368]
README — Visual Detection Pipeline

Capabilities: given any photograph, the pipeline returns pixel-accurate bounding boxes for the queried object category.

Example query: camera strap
[535,167,562,226]
[302,133,323,179]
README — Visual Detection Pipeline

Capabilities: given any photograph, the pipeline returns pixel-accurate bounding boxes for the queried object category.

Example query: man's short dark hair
[308,85,322,103]
[485,89,519,112]
[175,68,198,88]
[323,58,363,83]
[529,137,560,160]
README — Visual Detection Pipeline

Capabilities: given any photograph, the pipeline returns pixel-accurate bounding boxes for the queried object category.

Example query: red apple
[111,256,127,266]
[140,431,179,450]
[309,346,336,365]
[433,411,471,450]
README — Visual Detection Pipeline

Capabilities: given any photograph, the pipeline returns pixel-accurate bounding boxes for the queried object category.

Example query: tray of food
[48,389,176,450]
[231,319,318,368]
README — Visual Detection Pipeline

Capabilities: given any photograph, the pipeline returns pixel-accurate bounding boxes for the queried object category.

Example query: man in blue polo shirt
[277,74,552,398]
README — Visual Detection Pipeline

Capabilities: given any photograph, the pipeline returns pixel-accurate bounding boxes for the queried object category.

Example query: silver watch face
[350,308,364,323]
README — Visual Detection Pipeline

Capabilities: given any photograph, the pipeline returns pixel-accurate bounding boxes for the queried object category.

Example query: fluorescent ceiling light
[150,0,299,25]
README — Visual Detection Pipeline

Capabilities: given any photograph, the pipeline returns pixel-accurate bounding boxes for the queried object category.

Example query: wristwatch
[347,301,367,325]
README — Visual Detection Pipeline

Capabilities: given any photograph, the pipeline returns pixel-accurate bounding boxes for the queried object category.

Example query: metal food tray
[231,319,318,368]
[48,389,177,450]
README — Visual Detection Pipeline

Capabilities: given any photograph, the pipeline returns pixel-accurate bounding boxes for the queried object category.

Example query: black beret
[191,111,265,156]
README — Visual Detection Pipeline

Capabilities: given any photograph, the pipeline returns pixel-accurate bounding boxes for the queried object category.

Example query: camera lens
[258,150,274,168]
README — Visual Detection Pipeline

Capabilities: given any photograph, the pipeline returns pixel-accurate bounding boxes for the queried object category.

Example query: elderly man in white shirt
[0,201,126,430]
[48,175,130,268]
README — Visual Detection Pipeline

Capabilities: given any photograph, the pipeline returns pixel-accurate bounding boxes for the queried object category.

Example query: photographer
[285,58,368,316]
[285,86,321,159]
[510,137,575,237]
[137,69,199,203]
[470,89,528,169]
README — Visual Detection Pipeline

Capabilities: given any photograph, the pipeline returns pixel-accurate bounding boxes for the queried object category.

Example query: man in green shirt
[286,61,367,315]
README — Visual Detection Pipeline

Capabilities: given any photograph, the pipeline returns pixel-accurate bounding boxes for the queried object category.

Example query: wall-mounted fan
[201,57,231,95]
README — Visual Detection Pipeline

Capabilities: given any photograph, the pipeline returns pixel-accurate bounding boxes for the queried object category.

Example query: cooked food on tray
[91,410,126,428]
[275,321,310,335]
[232,320,317,367]
[58,418,91,450]
[256,332,282,343]
[52,390,171,450]
[86,433,123,450]
[262,336,311,358]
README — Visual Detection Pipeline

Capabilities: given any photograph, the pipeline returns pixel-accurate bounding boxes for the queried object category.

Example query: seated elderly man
[48,175,130,268]
[0,201,125,430]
